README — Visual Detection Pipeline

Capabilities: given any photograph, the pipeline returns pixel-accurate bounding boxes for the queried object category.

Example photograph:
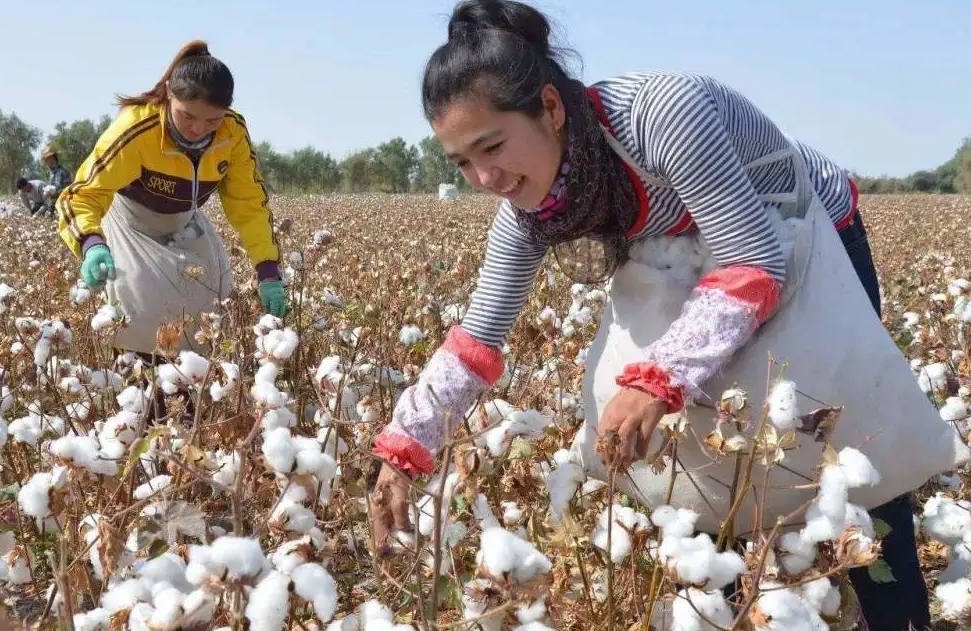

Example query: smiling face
[432,84,567,209]
[167,95,227,142]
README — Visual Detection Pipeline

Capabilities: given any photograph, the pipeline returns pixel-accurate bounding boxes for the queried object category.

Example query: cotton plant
[472,399,554,458]
[0,282,17,314]
[461,526,554,629]
[922,493,971,622]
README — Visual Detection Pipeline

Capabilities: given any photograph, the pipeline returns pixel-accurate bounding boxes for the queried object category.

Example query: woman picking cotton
[56,40,288,362]
[365,1,971,628]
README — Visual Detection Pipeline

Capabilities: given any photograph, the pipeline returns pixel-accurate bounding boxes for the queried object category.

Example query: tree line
[0,109,467,195]
[2,107,970,195]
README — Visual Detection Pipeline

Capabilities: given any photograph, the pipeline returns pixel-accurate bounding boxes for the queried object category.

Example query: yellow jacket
[56,102,279,271]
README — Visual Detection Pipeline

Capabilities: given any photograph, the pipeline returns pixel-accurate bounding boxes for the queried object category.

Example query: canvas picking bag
[570,134,971,536]
[102,195,234,356]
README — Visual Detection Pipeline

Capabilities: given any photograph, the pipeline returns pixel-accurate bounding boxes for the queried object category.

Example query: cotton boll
[477,527,551,582]
[917,362,949,394]
[292,563,338,623]
[271,497,317,533]
[545,461,585,524]
[136,552,192,593]
[767,380,799,431]
[49,435,118,476]
[398,325,423,346]
[18,471,55,518]
[651,505,699,540]
[592,504,651,564]
[512,624,554,631]
[837,448,881,488]
[73,608,111,631]
[815,466,849,521]
[3,550,33,585]
[801,504,844,545]
[325,615,360,631]
[941,540,971,585]
[935,578,971,622]
[245,570,291,631]
[359,599,394,624]
[91,305,121,331]
[800,575,840,616]
[501,501,524,527]
[262,407,298,432]
[473,494,501,530]
[100,577,154,613]
[941,397,969,423]
[922,494,971,545]
[202,536,267,581]
[776,531,817,575]
[149,586,187,629]
[133,475,172,500]
[752,586,828,631]
[262,427,297,473]
[658,534,745,590]
[843,503,875,538]
[669,588,734,631]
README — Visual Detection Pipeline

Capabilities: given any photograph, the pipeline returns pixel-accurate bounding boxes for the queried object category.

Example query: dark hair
[422,0,577,121]
[15,177,28,190]
[116,40,234,109]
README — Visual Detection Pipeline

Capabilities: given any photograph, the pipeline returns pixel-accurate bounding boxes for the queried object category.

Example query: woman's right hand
[369,462,412,555]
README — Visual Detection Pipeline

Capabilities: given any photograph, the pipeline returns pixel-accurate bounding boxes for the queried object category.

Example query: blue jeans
[840,212,931,631]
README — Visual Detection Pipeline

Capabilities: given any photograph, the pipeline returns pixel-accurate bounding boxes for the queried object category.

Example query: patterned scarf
[511,78,642,284]
[166,109,214,160]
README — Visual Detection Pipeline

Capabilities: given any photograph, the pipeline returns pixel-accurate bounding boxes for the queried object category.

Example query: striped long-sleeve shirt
[373,71,862,472]
[462,72,857,349]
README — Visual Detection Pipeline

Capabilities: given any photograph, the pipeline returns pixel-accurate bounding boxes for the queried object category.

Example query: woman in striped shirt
[370,1,927,627]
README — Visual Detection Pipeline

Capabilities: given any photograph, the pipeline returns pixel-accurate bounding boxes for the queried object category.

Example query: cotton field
[0,193,970,630]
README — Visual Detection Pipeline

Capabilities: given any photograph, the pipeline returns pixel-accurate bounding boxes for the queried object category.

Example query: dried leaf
[797,405,844,442]
[145,501,207,545]
[704,428,726,454]
[820,443,841,468]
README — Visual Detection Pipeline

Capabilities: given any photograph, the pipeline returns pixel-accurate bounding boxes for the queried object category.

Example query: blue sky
[1,0,968,177]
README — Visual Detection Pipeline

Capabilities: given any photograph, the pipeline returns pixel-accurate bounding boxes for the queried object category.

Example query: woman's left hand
[259,279,290,317]
[596,387,668,472]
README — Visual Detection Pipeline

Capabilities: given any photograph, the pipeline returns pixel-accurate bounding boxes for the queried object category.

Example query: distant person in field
[56,39,288,363]
[40,145,72,203]
[15,177,56,218]
[368,2,935,630]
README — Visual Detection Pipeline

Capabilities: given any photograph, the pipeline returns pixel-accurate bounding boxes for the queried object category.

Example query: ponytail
[116,40,233,109]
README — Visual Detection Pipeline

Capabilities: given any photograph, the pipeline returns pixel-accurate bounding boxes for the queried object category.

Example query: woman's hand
[369,462,412,555]
[595,387,668,472]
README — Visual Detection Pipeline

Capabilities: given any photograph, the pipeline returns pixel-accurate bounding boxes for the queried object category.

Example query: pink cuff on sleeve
[374,429,436,478]
[696,266,781,324]
[441,325,505,385]
[616,362,686,414]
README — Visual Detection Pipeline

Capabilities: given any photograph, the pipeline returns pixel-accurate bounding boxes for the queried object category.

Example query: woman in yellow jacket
[57,40,287,357]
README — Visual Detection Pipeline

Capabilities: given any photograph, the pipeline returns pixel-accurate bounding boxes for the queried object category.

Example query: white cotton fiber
[767,380,799,431]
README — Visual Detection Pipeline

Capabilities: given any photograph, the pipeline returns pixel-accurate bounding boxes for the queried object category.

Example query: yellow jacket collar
[156,104,234,152]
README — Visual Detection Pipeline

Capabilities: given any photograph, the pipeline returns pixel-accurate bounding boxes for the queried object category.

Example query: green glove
[81,244,116,289]
[259,279,289,317]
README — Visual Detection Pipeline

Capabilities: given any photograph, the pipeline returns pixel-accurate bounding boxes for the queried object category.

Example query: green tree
[955,140,971,194]
[255,141,295,193]
[340,148,377,192]
[289,147,342,193]
[0,109,43,192]
[372,137,418,193]
[415,135,463,193]
[46,115,112,174]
